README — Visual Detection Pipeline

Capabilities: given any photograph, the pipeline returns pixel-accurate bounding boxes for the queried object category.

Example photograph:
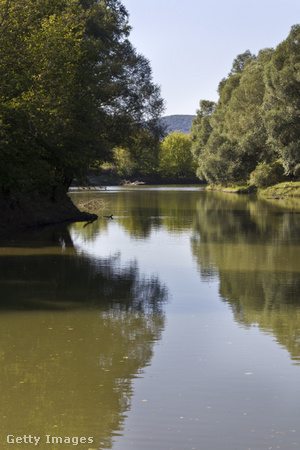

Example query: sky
[121,0,300,116]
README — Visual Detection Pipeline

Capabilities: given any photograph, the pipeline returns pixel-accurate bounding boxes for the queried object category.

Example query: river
[0,186,300,450]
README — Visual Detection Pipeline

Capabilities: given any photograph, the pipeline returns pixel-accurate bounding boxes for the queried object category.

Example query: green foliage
[249,160,285,188]
[159,132,196,179]
[262,24,300,176]
[190,100,216,162]
[0,0,164,198]
[229,50,255,75]
[0,0,87,195]
[260,181,300,198]
[113,148,136,178]
[191,26,300,187]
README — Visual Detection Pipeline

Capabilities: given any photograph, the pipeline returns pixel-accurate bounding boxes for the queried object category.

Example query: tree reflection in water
[0,225,167,449]
[191,192,300,364]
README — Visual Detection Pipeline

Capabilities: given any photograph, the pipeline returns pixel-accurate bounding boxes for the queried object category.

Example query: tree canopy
[0,0,165,198]
[159,131,196,179]
[190,25,300,187]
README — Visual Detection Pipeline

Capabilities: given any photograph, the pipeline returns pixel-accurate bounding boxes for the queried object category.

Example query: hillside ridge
[161,114,196,134]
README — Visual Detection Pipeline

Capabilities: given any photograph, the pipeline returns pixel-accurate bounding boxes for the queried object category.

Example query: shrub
[113,148,136,178]
[159,132,197,179]
[249,160,284,188]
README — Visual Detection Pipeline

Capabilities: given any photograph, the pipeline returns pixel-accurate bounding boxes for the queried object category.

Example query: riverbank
[0,175,202,234]
[206,184,256,194]
[4,180,300,235]
[0,193,97,235]
[259,181,300,198]
[73,168,204,188]
[207,181,300,197]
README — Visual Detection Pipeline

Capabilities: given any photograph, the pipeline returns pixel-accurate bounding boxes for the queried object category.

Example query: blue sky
[121,0,300,116]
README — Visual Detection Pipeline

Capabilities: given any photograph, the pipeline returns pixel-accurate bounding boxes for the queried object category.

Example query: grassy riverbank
[259,181,300,198]
[206,184,256,194]
[207,181,300,197]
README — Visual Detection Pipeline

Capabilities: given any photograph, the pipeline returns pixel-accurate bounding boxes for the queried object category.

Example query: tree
[159,132,196,179]
[229,50,255,75]
[0,0,165,199]
[224,49,274,176]
[191,49,276,185]
[113,147,136,178]
[0,0,88,196]
[190,100,215,160]
[191,26,300,187]
[262,24,300,176]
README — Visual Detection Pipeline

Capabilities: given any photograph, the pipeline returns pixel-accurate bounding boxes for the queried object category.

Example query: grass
[259,181,300,198]
[77,198,107,213]
[207,181,300,198]
[206,184,256,194]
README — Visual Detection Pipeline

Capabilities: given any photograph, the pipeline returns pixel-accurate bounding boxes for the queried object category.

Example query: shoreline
[2,180,300,235]
[207,181,300,198]
[0,193,97,235]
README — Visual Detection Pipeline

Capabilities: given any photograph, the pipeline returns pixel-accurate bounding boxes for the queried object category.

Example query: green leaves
[0,0,164,197]
[0,0,88,194]
[159,132,196,179]
[262,24,300,176]
[191,26,300,186]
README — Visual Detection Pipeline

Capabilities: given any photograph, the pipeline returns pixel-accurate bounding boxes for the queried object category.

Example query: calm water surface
[1,186,300,450]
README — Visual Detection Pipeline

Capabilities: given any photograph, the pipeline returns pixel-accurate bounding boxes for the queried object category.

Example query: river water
[1,186,300,450]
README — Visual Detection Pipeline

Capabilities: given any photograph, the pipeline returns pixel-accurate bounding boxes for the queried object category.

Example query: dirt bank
[0,193,97,235]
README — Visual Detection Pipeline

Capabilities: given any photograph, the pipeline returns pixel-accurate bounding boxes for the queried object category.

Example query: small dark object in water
[102,214,113,219]
[83,216,98,227]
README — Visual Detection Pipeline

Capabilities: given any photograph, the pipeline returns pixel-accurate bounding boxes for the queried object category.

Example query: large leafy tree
[263,24,300,176]
[191,25,300,187]
[190,100,215,160]
[159,131,196,179]
[190,57,250,184]
[0,0,88,196]
[0,0,164,198]
[223,49,274,174]
[191,49,275,184]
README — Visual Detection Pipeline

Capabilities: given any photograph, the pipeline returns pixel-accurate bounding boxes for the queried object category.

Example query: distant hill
[160,115,196,134]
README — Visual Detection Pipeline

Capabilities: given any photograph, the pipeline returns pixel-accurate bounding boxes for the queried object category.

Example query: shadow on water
[191,192,300,364]
[0,224,167,449]
[0,224,168,312]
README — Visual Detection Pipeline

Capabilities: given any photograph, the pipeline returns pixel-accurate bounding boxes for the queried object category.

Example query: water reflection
[0,225,167,312]
[2,189,300,450]
[191,192,300,364]
[72,189,300,366]
[0,226,167,449]
[71,188,201,239]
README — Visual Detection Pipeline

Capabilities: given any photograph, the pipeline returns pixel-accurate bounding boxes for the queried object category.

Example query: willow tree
[190,50,274,184]
[263,24,300,177]
[0,0,164,200]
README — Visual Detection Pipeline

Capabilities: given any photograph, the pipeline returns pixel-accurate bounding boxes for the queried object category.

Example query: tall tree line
[0,0,164,199]
[190,25,300,187]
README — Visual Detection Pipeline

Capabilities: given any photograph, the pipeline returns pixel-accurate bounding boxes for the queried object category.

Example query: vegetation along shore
[1,0,300,232]
[207,182,300,198]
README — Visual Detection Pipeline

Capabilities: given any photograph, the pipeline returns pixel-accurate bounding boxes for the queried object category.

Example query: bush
[249,160,284,188]
[113,148,136,178]
[159,132,197,179]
